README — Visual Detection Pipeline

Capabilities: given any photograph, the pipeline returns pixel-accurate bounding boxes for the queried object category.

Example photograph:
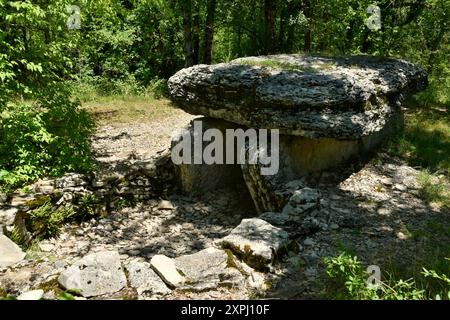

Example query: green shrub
[0,85,95,191]
[323,253,450,300]
[77,193,102,221]
[144,78,169,99]
[29,202,75,240]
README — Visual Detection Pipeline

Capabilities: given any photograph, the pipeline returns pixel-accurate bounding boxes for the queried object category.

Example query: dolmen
[168,54,428,213]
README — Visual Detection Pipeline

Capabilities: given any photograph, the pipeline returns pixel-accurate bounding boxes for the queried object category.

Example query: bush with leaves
[324,253,450,300]
[0,88,94,191]
[0,1,95,191]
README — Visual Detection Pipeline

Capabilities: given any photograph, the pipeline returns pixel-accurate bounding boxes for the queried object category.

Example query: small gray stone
[394,184,407,192]
[38,243,55,252]
[303,238,314,246]
[17,289,44,300]
[329,223,339,230]
[58,251,127,297]
[0,235,26,268]
[157,200,175,210]
[0,208,18,226]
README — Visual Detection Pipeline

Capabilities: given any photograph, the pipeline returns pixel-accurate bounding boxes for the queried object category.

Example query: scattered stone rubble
[0,150,175,247]
[0,155,449,300]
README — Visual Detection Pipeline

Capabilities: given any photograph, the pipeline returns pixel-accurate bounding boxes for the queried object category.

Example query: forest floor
[1,97,449,300]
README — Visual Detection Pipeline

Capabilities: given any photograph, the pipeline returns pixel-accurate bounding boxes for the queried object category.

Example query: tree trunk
[203,0,217,64]
[303,0,312,52]
[264,0,277,54]
[278,1,287,52]
[193,4,200,65]
[182,0,195,67]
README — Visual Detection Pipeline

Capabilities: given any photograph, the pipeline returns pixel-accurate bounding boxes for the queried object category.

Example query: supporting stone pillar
[170,117,244,196]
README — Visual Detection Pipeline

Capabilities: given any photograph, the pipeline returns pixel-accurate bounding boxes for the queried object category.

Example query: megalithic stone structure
[168,54,428,213]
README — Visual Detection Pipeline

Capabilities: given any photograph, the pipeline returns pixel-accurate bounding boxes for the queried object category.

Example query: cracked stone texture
[58,251,127,297]
[175,247,245,292]
[168,54,427,139]
[220,218,290,270]
[125,262,171,296]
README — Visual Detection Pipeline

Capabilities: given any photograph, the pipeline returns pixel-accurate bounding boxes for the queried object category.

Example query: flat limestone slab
[175,247,245,291]
[58,251,127,297]
[126,262,171,295]
[168,54,427,139]
[150,254,185,288]
[0,235,26,268]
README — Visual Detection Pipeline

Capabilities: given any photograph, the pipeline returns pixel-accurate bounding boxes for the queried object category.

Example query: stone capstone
[169,54,427,139]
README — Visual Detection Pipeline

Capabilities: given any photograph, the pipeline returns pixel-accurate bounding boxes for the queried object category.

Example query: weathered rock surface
[175,247,245,291]
[283,188,321,215]
[0,208,18,228]
[150,254,185,288]
[126,262,171,295]
[58,251,127,297]
[260,188,322,234]
[241,110,401,213]
[169,54,427,139]
[0,235,26,268]
[220,218,289,270]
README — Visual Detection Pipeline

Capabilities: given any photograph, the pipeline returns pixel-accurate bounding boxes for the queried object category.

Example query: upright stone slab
[171,117,244,195]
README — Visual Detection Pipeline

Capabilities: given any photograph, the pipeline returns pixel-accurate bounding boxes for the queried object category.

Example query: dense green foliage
[324,253,450,300]
[0,0,94,190]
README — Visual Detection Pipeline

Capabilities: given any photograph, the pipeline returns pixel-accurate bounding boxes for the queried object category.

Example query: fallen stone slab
[150,254,185,288]
[219,218,290,270]
[0,235,26,268]
[126,262,171,296]
[175,247,245,291]
[58,251,127,298]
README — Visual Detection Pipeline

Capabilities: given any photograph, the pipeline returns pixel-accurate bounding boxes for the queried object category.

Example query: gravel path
[92,110,197,171]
